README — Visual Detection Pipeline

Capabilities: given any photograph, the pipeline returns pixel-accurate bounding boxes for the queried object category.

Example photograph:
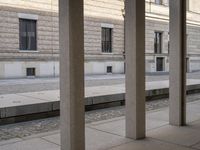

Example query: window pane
[155,0,162,5]
[19,19,27,50]
[102,27,112,53]
[102,28,106,52]
[19,19,37,50]
[156,57,164,71]
[154,32,162,54]
[26,68,36,76]
[27,20,37,50]
[107,66,112,73]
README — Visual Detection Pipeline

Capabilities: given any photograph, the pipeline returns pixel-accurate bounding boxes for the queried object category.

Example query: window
[107,66,112,73]
[186,58,190,73]
[20,19,37,50]
[155,0,163,5]
[26,68,36,76]
[156,57,164,71]
[154,32,162,54]
[102,27,112,53]
[186,0,189,11]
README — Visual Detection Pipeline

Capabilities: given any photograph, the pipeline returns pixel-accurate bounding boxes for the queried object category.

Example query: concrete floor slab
[1,94,200,149]
[1,78,200,122]
[42,133,60,145]
[147,125,200,146]
[87,117,168,137]
[108,138,194,150]
[186,111,200,123]
[188,120,200,131]
[146,108,169,121]
[42,127,132,150]
[85,84,124,97]
[0,138,60,150]
[0,94,47,108]
[88,118,125,136]
[0,138,22,146]
[18,90,60,102]
[187,104,200,114]
[146,118,169,130]
[86,128,131,150]
[192,142,200,149]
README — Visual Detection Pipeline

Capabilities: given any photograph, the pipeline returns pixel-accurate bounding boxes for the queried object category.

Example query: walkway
[1,72,200,94]
[1,78,200,124]
[1,78,200,109]
[0,99,200,150]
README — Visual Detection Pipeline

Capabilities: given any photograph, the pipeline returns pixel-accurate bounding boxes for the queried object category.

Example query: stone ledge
[0,83,200,125]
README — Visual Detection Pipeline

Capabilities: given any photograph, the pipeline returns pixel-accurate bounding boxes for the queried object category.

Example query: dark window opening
[107,66,112,73]
[156,57,164,71]
[155,0,163,5]
[20,19,37,50]
[154,32,162,54]
[102,27,112,53]
[186,58,190,73]
[26,68,36,76]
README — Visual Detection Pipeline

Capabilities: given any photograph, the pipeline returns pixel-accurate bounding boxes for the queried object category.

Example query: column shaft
[169,0,186,126]
[125,0,146,139]
[59,0,85,149]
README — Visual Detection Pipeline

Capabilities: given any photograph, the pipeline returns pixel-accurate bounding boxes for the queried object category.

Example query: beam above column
[125,0,146,139]
[169,0,186,126]
[59,0,85,150]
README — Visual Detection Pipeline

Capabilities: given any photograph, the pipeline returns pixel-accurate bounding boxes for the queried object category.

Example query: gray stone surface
[41,128,132,150]
[109,138,194,150]
[0,138,60,150]
[0,94,199,143]
[2,78,200,121]
[193,142,200,150]
[0,94,47,108]
[85,128,131,150]
[147,125,200,147]
[0,72,200,95]
[42,133,60,145]
[0,99,200,150]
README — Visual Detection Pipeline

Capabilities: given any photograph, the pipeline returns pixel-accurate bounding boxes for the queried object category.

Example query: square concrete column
[169,0,186,126]
[59,0,85,150]
[125,0,146,139]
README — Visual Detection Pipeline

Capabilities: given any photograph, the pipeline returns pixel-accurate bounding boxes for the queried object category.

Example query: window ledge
[19,50,39,53]
[102,52,113,55]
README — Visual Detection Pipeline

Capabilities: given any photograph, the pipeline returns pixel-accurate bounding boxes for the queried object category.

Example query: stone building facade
[0,0,200,78]
[146,0,200,73]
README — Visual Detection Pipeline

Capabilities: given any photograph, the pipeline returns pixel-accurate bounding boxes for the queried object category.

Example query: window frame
[155,56,165,72]
[26,68,36,77]
[155,0,163,5]
[106,66,113,74]
[154,31,163,54]
[19,18,37,51]
[101,27,113,53]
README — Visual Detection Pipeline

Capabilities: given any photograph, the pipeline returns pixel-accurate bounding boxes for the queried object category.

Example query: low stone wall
[1,84,200,125]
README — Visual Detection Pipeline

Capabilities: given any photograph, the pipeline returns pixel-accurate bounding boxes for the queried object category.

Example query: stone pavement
[1,78,200,123]
[0,100,200,150]
[1,72,200,95]
[1,78,200,108]
[0,92,199,143]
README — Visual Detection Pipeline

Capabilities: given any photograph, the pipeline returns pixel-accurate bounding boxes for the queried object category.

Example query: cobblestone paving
[0,93,200,141]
